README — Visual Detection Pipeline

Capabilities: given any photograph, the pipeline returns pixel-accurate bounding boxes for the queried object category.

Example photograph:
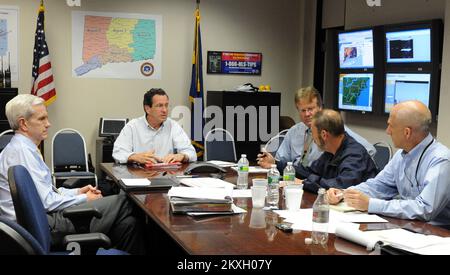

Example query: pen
[259,151,280,162]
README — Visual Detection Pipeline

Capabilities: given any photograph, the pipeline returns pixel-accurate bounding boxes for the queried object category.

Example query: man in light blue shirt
[0,95,145,254]
[257,86,375,171]
[328,101,450,227]
[113,88,197,164]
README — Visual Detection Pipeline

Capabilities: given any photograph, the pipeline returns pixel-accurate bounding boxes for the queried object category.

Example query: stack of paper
[168,186,233,214]
[364,228,450,255]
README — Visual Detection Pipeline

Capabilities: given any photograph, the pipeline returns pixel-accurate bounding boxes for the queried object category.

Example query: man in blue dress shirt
[257,86,375,172]
[113,88,196,165]
[0,95,145,254]
[295,109,378,194]
[328,101,450,227]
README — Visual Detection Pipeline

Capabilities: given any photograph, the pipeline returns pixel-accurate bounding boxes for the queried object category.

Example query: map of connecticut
[342,77,370,106]
[75,15,156,76]
[0,19,8,56]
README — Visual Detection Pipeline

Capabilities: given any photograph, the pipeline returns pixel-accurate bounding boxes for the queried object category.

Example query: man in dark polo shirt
[295,109,378,194]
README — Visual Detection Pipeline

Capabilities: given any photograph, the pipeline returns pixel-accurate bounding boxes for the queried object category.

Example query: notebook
[119,177,180,191]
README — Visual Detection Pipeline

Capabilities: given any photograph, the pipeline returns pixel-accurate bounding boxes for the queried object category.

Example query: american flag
[31,2,56,105]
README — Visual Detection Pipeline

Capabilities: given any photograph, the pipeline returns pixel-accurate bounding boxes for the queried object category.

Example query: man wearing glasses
[327,101,450,227]
[257,86,375,171]
[113,88,196,165]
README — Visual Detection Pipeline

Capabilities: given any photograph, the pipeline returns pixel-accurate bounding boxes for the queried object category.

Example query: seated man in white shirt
[0,95,145,254]
[327,101,450,227]
[113,88,197,165]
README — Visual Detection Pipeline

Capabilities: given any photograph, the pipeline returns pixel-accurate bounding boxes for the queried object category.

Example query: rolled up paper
[335,224,381,251]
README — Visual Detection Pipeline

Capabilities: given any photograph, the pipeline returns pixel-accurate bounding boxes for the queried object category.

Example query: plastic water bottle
[267,164,280,207]
[237,154,249,189]
[311,188,329,245]
[282,162,296,197]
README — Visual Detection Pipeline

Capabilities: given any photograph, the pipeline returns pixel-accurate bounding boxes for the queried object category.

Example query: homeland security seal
[140,62,155,77]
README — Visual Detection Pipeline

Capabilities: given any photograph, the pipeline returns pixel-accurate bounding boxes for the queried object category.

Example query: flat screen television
[338,29,374,69]
[338,73,374,112]
[99,118,128,138]
[386,28,431,63]
[384,73,431,113]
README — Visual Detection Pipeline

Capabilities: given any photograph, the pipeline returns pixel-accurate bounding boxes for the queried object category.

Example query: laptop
[118,177,180,192]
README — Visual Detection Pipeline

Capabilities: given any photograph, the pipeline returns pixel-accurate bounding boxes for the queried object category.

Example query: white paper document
[206,160,237,168]
[274,208,387,233]
[121,178,151,186]
[335,224,380,250]
[232,189,252,198]
[180,177,235,189]
[231,166,269,173]
[364,228,450,255]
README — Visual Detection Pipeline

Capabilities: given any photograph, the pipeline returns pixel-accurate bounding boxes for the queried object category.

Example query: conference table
[100,162,450,255]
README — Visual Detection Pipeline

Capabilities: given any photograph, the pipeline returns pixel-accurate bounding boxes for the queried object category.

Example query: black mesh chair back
[204,128,237,162]
[373,142,393,171]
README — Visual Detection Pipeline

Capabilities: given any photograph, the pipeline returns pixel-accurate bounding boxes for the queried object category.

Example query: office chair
[0,129,14,153]
[263,129,288,156]
[51,128,98,188]
[0,216,45,255]
[204,128,237,162]
[7,165,127,255]
[373,141,393,171]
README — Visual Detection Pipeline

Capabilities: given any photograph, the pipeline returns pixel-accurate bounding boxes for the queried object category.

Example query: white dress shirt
[351,134,450,226]
[112,116,197,163]
[0,134,86,221]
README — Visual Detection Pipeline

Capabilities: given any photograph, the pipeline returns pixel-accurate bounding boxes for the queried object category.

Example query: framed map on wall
[72,11,162,79]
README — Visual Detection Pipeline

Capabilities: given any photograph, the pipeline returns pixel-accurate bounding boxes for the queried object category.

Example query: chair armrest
[62,206,102,234]
[63,232,111,255]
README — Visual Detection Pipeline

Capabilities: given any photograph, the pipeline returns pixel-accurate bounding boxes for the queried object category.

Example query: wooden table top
[100,162,450,255]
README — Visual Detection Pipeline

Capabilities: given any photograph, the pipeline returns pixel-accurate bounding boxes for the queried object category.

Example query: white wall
[0,0,312,165]
[323,0,448,149]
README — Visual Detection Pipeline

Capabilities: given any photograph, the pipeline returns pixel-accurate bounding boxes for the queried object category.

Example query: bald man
[328,101,450,227]
[295,109,378,194]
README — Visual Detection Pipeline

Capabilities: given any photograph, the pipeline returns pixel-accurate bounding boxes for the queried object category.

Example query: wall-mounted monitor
[338,73,374,112]
[384,73,431,113]
[99,118,128,138]
[386,28,431,63]
[338,29,374,69]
